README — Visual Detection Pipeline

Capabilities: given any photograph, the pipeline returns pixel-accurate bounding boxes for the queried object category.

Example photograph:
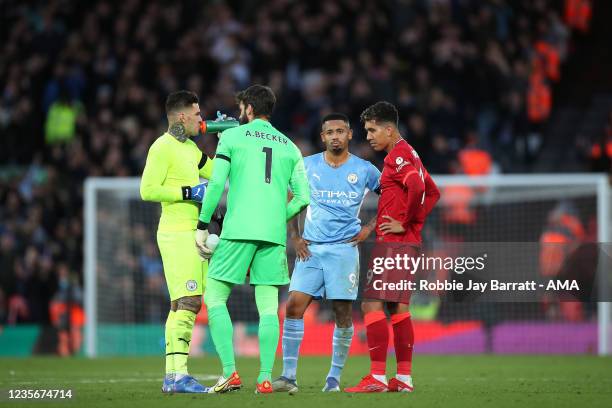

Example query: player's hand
[214,110,236,122]
[349,225,373,245]
[379,215,406,235]
[195,228,213,260]
[292,237,311,261]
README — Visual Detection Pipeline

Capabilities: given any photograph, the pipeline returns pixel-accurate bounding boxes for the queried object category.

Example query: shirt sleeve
[140,142,182,203]
[198,153,214,179]
[198,155,230,224]
[423,172,440,217]
[366,162,381,194]
[214,133,231,162]
[397,162,426,228]
[286,154,310,221]
[198,136,232,224]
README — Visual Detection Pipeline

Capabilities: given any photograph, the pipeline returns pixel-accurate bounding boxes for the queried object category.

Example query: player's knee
[176,296,202,314]
[333,302,353,328]
[334,312,353,328]
[390,302,410,315]
[285,296,307,319]
[361,300,383,314]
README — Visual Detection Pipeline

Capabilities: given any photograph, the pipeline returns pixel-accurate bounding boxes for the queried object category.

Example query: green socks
[165,310,176,375]
[207,305,236,376]
[204,278,235,377]
[204,279,280,383]
[255,285,279,383]
[257,314,279,383]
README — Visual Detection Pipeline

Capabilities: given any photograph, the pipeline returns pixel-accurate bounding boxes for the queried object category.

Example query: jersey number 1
[262,147,272,183]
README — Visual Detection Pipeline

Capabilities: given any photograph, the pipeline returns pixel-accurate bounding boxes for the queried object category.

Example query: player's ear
[347,129,353,141]
[385,124,393,137]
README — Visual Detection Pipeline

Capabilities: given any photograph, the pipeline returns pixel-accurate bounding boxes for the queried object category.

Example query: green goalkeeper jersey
[199,119,309,246]
[140,132,213,232]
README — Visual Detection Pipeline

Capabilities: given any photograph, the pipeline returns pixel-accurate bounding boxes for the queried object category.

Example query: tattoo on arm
[169,122,187,142]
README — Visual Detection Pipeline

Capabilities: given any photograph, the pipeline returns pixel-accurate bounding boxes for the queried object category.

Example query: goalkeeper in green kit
[195,85,310,394]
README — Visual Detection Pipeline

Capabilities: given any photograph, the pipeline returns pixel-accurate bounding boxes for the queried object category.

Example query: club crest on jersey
[347,173,358,184]
[395,156,409,172]
[186,280,198,291]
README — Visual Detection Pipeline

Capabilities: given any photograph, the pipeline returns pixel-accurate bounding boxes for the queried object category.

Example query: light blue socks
[281,318,304,380]
[327,325,354,381]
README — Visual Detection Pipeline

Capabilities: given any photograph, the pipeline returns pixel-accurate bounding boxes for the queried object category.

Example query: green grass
[0,356,611,408]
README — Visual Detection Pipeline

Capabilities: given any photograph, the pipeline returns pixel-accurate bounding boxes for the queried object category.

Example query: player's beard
[328,141,345,155]
[239,111,248,125]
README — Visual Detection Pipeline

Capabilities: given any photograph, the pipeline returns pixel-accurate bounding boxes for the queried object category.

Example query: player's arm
[140,142,209,203]
[197,155,229,228]
[194,154,230,259]
[286,156,310,221]
[197,134,232,228]
[198,153,214,179]
[287,191,311,260]
[379,163,425,235]
[401,165,426,224]
[350,162,381,243]
[423,172,440,216]
[140,142,183,203]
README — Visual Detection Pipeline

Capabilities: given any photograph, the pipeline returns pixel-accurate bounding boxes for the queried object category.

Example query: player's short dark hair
[165,90,199,114]
[235,85,276,117]
[321,112,350,131]
[360,101,399,127]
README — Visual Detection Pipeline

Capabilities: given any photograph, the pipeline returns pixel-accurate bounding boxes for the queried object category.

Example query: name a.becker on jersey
[244,130,289,144]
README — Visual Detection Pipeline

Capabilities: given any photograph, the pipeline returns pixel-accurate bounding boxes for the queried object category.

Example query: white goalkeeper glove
[195,228,213,260]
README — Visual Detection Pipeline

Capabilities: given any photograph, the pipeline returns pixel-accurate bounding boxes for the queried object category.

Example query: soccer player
[345,101,440,393]
[272,113,381,393]
[194,85,310,394]
[140,90,212,393]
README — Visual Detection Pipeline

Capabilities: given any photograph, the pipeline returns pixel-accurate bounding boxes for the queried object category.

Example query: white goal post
[84,174,610,357]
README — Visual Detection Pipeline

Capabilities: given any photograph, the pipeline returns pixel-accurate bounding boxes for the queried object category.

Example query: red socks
[365,311,414,376]
[391,312,413,375]
[364,311,388,375]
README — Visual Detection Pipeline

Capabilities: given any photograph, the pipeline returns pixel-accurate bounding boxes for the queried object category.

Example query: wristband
[181,186,192,200]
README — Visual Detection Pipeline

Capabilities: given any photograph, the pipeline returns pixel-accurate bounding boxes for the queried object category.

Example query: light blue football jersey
[302,153,380,243]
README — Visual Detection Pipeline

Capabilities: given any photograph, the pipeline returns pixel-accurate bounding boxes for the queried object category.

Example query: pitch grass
[0,355,611,408]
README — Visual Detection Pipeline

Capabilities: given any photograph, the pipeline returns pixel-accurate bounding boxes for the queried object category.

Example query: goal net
[84,174,610,357]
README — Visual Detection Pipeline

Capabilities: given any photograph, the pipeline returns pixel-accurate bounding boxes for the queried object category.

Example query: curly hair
[360,101,399,127]
[235,85,276,117]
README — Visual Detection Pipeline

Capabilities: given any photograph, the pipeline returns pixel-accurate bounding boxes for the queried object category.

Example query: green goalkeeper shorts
[157,230,208,300]
[208,238,289,286]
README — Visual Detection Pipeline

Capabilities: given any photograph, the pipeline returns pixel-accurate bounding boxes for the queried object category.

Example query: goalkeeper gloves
[181,183,207,203]
[195,226,213,260]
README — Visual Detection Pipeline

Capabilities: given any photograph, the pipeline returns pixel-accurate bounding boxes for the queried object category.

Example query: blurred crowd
[0,0,588,326]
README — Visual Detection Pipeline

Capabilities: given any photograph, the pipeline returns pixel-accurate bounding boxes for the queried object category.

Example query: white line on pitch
[1,374,218,385]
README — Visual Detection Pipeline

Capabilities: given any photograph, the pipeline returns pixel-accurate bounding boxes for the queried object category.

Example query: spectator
[0,0,580,325]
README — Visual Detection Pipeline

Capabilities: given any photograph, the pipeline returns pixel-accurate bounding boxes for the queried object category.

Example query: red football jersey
[376,139,440,243]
